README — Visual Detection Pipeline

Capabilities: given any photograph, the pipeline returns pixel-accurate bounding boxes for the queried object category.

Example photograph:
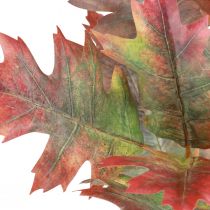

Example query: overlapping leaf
[2,0,210,209]
[69,0,136,38]
[101,151,210,210]
[69,0,209,39]
[177,0,207,24]
[194,0,210,16]
[81,179,171,210]
[68,0,128,12]
[93,0,210,149]
[0,28,143,192]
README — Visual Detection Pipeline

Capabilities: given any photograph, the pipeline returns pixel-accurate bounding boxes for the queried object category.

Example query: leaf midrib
[0,90,145,150]
[157,0,189,149]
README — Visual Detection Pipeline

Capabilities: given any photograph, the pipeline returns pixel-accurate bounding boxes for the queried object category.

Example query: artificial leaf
[0,28,143,192]
[101,151,210,210]
[93,0,210,149]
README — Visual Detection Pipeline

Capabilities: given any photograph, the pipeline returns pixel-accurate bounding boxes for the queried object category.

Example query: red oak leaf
[194,0,210,15]
[177,0,207,24]
[93,0,210,149]
[86,11,103,29]
[0,28,142,192]
[80,182,167,210]
[69,0,136,38]
[101,152,210,210]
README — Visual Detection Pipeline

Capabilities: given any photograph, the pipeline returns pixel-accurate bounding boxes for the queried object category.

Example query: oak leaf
[101,151,210,210]
[194,0,210,16]
[177,0,207,24]
[0,28,142,192]
[80,179,171,210]
[69,0,136,38]
[93,0,210,149]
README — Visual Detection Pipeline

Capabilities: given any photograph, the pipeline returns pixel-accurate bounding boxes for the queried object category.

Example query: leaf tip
[54,26,65,40]
[30,183,40,195]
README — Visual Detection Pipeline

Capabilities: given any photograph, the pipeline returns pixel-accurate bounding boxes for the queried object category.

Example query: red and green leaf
[69,0,136,38]
[101,151,210,210]
[0,28,143,192]
[70,0,209,39]
[93,0,210,149]
[80,180,171,210]
[2,0,210,209]
[193,0,210,16]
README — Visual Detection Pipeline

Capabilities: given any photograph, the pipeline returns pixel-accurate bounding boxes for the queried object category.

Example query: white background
[0,0,119,209]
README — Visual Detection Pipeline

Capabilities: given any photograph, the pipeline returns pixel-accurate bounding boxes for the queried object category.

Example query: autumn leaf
[69,0,136,38]
[93,0,210,150]
[83,11,116,93]
[0,28,143,192]
[177,0,206,24]
[90,6,136,38]
[100,151,210,210]
[68,0,128,12]
[80,179,171,210]
[69,0,208,37]
[2,0,210,209]
[85,11,103,30]
[82,185,147,210]
[194,0,210,16]
[85,11,141,104]
[196,200,210,210]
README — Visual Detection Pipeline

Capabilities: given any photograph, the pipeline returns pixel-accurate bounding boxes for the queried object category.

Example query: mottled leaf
[101,151,210,210]
[92,6,136,38]
[85,11,103,30]
[70,0,136,38]
[0,28,143,192]
[194,0,210,16]
[81,180,171,210]
[93,0,210,149]
[177,0,206,24]
[68,0,128,12]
